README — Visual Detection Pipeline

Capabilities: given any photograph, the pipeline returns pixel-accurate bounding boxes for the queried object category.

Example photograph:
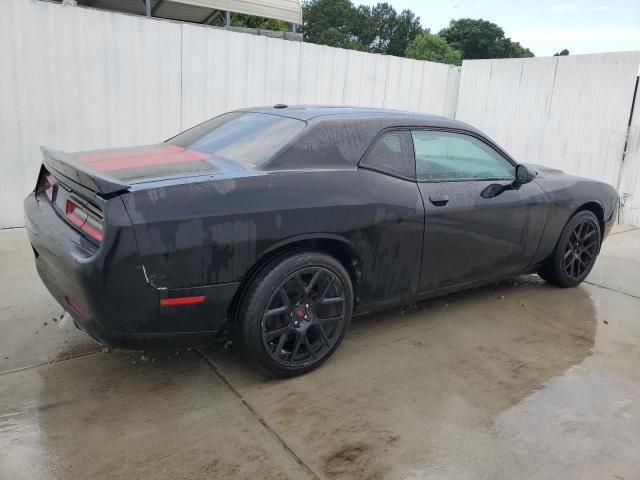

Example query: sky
[356,0,640,57]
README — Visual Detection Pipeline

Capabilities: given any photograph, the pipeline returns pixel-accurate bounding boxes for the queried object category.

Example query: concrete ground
[1,226,639,480]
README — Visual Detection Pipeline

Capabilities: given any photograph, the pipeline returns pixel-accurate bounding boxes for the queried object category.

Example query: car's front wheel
[235,251,354,377]
[538,210,601,287]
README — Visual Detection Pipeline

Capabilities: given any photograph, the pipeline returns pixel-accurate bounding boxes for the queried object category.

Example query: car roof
[237,105,477,131]
[219,105,500,172]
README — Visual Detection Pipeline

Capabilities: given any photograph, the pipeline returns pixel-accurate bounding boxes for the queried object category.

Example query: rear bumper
[24,191,239,349]
[602,203,617,242]
[602,216,615,241]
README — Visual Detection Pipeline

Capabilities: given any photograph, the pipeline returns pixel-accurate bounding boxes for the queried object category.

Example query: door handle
[429,194,449,207]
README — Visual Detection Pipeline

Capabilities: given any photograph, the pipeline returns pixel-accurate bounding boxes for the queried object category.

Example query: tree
[353,3,423,56]
[405,33,462,65]
[307,27,367,50]
[507,40,535,58]
[387,9,424,56]
[226,13,288,31]
[301,0,364,49]
[554,49,570,56]
[299,3,535,61]
[439,18,534,60]
[303,0,423,56]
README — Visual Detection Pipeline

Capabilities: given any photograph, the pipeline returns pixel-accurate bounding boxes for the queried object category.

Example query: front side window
[169,112,306,168]
[361,131,415,179]
[412,130,515,182]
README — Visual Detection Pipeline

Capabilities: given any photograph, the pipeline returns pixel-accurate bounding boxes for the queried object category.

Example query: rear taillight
[39,171,53,201]
[65,199,104,242]
[43,175,53,201]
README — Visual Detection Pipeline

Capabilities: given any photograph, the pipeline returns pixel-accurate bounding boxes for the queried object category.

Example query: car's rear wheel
[538,210,601,287]
[235,251,354,377]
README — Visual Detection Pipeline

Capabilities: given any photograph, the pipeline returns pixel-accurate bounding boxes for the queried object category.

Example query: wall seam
[416,61,426,112]
[8,0,25,208]
[482,61,494,117]
[103,11,111,145]
[179,23,184,130]
[381,55,390,108]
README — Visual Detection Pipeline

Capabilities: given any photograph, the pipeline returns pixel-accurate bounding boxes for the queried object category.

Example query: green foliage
[554,49,570,56]
[228,1,536,62]
[508,41,535,59]
[387,9,424,56]
[302,0,422,56]
[309,27,367,50]
[230,13,288,32]
[360,3,424,56]
[439,18,534,59]
[405,33,462,65]
[301,0,363,49]
[210,13,288,31]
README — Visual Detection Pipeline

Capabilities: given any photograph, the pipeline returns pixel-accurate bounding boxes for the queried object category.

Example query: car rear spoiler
[41,146,130,195]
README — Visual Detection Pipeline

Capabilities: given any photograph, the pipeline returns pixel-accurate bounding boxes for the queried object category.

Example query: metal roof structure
[67,0,302,25]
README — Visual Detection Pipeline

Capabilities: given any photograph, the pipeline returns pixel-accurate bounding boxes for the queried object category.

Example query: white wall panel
[452,60,492,128]
[547,53,637,186]
[11,0,111,204]
[383,56,424,112]
[500,57,558,167]
[456,53,640,189]
[4,0,639,229]
[103,11,182,145]
[0,0,24,227]
[419,62,460,117]
[341,49,388,108]
[618,84,640,225]
[181,26,235,128]
[2,0,182,227]
[11,0,580,229]
[181,25,300,129]
[297,43,349,105]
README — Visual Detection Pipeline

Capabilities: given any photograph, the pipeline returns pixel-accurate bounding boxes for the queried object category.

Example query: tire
[538,210,601,288]
[234,250,354,378]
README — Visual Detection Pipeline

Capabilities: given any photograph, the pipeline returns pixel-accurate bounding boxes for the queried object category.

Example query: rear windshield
[168,112,306,168]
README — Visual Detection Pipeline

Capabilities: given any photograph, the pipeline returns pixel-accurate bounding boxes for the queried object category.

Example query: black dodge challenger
[25,106,618,377]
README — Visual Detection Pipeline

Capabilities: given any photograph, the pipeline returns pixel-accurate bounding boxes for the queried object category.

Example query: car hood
[522,163,565,178]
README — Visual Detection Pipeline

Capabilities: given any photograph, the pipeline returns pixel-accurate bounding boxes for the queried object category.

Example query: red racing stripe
[76,145,209,172]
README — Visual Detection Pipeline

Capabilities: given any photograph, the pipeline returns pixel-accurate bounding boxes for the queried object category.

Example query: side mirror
[481,165,534,199]
[514,165,532,185]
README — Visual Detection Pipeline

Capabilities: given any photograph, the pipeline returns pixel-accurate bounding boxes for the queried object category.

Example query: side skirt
[353,267,541,318]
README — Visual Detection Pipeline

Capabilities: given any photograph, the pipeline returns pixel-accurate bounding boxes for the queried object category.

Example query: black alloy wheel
[235,251,353,377]
[261,266,347,368]
[562,219,599,280]
[539,210,601,287]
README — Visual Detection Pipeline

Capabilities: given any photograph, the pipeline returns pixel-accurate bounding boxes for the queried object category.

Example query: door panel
[418,180,548,291]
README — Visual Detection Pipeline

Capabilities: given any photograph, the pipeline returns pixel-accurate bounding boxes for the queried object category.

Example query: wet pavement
[1,226,639,479]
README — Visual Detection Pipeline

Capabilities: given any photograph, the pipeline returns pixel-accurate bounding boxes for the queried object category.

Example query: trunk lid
[42,143,219,194]
[42,147,129,195]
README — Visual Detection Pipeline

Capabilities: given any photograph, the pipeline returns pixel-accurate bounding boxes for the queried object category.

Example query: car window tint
[361,131,415,179]
[168,112,306,168]
[412,130,515,182]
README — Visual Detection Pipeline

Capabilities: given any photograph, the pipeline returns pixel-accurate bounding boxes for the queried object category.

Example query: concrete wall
[455,54,640,218]
[0,0,459,227]
[2,0,640,227]
[618,82,640,226]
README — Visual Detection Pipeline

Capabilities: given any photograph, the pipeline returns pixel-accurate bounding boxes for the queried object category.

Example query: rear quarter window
[361,131,415,180]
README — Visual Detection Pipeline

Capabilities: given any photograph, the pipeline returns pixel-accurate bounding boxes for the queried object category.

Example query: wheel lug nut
[304,315,308,319]
[305,304,309,308]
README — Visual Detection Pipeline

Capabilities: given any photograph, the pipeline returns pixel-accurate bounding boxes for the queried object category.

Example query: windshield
[168,112,306,168]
